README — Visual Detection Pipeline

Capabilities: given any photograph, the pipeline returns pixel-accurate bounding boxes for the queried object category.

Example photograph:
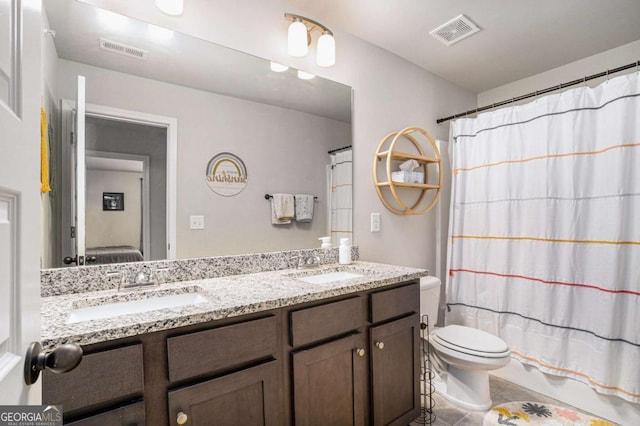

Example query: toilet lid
[434,325,509,355]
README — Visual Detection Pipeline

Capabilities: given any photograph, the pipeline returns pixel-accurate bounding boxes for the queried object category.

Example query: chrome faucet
[117,269,157,291]
[291,254,321,269]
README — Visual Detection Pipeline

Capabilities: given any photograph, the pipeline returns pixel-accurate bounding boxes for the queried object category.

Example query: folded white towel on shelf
[295,194,314,222]
[271,193,294,225]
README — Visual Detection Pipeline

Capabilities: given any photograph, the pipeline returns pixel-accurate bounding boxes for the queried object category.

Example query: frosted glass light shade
[155,0,183,16]
[288,20,308,57]
[270,62,289,72]
[316,32,335,67]
[297,70,315,80]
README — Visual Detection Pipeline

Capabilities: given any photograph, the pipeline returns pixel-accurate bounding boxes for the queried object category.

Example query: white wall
[86,170,143,249]
[479,40,640,105]
[477,41,640,426]
[58,59,351,258]
[83,0,476,272]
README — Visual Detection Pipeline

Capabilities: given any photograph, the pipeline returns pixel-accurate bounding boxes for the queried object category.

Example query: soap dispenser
[339,238,351,265]
[319,236,332,249]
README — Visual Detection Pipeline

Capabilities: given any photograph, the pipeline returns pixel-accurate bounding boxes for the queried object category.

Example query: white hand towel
[295,194,314,222]
[271,193,294,225]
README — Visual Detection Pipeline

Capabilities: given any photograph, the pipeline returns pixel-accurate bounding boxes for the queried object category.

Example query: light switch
[371,213,381,232]
[190,215,205,230]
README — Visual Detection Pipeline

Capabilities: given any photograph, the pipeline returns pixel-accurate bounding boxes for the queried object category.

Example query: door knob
[63,256,97,265]
[375,341,385,350]
[354,348,365,357]
[63,256,78,265]
[24,342,83,385]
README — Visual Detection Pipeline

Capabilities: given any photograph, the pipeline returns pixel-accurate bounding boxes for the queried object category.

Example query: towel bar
[264,194,318,201]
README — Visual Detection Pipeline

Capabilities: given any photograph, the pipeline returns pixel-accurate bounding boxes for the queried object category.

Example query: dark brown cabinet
[369,283,421,426]
[370,314,421,426]
[167,360,282,426]
[66,402,145,426]
[292,333,368,426]
[43,280,420,426]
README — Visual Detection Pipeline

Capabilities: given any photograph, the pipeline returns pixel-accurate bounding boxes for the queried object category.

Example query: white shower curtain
[329,149,353,245]
[446,72,640,403]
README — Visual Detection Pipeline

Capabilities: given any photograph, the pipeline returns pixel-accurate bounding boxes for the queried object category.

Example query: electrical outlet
[371,213,381,232]
[190,215,205,230]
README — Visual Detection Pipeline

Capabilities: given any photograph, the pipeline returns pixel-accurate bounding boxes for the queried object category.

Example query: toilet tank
[419,276,441,324]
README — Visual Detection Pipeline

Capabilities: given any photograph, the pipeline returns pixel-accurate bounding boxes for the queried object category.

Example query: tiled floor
[412,375,589,426]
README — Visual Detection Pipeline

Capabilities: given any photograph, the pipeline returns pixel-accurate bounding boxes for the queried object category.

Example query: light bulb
[270,62,289,72]
[316,32,335,67]
[297,70,315,80]
[155,0,184,16]
[288,19,308,57]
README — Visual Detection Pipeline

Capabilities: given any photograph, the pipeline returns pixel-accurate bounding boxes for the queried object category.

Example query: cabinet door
[370,314,420,426]
[292,333,368,426]
[167,360,282,426]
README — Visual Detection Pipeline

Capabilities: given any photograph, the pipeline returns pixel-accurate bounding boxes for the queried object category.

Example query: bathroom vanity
[40,257,427,426]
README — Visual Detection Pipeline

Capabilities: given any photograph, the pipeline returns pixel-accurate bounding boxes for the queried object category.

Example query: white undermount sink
[296,271,363,284]
[67,292,208,324]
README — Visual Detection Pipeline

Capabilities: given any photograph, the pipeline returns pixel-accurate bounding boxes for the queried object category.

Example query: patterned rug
[483,401,614,426]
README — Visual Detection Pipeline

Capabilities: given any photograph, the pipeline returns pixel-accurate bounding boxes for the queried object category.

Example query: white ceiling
[44,0,353,123]
[46,0,640,107]
[286,0,640,93]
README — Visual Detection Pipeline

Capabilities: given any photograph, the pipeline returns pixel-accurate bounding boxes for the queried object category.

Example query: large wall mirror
[42,0,353,268]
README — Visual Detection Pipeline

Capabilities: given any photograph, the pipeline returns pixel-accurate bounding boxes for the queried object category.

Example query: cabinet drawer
[43,344,144,413]
[370,282,419,323]
[66,401,145,426]
[290,296,366,347]
[167,315,278,383]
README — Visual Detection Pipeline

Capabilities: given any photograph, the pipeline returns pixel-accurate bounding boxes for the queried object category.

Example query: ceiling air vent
[99,38,149,60]
[429,14,480,46]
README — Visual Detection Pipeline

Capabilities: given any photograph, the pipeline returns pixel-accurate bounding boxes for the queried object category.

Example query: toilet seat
[433,325,510,358]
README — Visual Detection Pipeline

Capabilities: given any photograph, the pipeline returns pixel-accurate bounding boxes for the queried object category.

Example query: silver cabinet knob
[355,348,365,357]
[176,412,188,425]
[375,341,385,350]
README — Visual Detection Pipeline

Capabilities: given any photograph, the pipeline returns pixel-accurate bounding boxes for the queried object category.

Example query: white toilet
[420,277,511,411]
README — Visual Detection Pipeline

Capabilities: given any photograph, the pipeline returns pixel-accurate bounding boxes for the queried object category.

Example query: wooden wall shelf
[373,127,442,215]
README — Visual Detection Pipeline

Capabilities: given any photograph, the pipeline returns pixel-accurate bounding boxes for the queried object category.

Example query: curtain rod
[328,145,352,154]
[436,60,640,124]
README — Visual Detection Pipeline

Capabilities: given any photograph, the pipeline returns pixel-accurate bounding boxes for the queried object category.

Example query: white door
[74,76,86,264]
[0,0,43,404]
[60,77,87,266]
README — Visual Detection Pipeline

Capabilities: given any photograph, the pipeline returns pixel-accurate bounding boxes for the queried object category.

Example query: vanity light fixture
[155,0,184,16]
[297,70,315,80]
[285,13,335,67]
[270,61,289,72]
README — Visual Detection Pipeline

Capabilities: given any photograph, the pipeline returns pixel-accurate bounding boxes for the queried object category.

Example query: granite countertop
[42,261,428,348]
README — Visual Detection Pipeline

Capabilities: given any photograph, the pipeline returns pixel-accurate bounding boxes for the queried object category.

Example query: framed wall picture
[103,192,124,211]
